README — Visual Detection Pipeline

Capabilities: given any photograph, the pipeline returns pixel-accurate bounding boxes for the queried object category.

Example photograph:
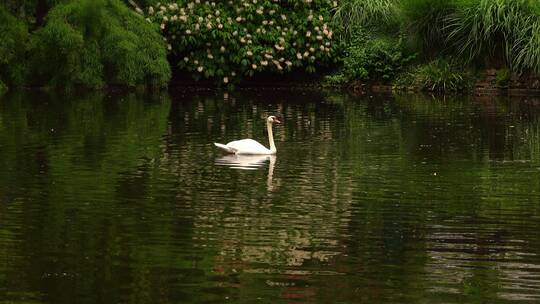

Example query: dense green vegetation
[327,31,414,84]
[328,0,540,91]
[0,0,170,91]
[27,0,171,88]
[0,5,28,88]
[1,0,540,92]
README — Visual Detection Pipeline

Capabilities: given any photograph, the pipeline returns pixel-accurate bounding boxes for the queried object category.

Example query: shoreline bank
[3,79,540,98]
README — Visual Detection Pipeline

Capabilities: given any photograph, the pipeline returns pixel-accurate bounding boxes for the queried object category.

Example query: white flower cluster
[142,0,337,85]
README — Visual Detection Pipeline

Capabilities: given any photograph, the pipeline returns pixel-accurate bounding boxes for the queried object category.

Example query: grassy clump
[447,0,540,69]
[398,0,540,75]
[396,59,474,92]
[27,0,170,89]
[513,12,540,74]
[0,6,28,89]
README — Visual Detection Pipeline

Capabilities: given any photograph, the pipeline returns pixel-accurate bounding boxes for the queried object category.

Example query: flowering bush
[138,0,339,86]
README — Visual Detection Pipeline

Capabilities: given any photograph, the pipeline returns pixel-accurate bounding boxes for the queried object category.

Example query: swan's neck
[267,121,276,154]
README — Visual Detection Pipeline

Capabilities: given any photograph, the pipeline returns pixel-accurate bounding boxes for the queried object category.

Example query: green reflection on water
[1,90,540,303]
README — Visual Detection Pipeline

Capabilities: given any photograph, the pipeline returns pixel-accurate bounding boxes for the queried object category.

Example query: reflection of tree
[0,91,177,303]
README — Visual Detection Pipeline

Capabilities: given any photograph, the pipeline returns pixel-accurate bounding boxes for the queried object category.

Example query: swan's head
[267,116,281,124]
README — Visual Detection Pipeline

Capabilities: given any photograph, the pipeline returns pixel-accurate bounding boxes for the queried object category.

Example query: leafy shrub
[340,32,415,83]
[392,69,418,91]
[403,59,473,92]
[0,6,28,88]
[0,79,6,94]
[322,72,348,86]
[495,68,510,88]
[27,0,170,88]
[139,0,339,86]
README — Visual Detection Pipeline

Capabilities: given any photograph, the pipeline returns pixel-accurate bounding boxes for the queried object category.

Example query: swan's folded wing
[226,139,270,154]
[214,143,237,153]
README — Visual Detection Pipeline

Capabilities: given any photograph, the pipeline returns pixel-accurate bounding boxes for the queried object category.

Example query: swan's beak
[274,118,281,124]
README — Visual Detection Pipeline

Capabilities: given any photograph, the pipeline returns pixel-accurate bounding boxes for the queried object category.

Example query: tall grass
[513,13,540,74]
[399,0,458,57]
[334,0,540,75]
[446,0,540,70]
[332,0,398,40]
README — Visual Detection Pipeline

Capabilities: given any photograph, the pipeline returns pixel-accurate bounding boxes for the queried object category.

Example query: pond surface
[1,89,540,303]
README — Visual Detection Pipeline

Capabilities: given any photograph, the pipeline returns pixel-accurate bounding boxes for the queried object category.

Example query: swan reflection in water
[215,154,276,191]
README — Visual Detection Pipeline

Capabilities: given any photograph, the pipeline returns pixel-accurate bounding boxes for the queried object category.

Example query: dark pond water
[1,89,540,303]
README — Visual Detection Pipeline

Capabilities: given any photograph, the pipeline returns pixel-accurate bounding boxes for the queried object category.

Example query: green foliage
[0,79,6,94]
[0,6,28,87]
[400,59,473,92]
[141,0,338,86]
[392,69,417,91]
[0,0,65,27]
[399,0,457,56]
[127,0,158,8]
[332,0,398,41]
[340,32,415,83]
[27,0,170,89]
[322,72,348,86]
[496,68,510,88]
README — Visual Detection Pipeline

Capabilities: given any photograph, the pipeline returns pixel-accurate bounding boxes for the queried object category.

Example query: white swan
[214,116,281,155]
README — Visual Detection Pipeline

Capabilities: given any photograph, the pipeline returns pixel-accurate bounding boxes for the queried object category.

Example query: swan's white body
[214,116,280,155]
